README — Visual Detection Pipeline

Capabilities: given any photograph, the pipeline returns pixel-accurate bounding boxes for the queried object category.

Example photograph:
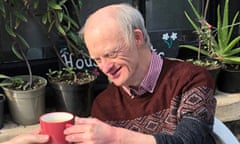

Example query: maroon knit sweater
[91,58,216,142]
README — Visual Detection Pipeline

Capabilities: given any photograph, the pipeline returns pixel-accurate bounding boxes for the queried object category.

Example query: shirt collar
[122,52,163,97]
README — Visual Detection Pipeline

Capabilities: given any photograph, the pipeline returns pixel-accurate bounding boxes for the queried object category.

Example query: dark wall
[142,0,204,58]
[207,0,240,29]
[79,0,133,26]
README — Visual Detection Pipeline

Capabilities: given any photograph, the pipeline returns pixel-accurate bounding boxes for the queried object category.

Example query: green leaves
[0,0,85,89]
[56,22,66,36]
[43,0,81,37]
[13,10,27,23]
[0,74,12,87]
[4,23,16,37]
[33,0,39,9]
[179,45,210,57]
[0,0,6,18]
[0,74,26,90]
[215,0,240,64]
[0,0,85,84]
[63,14,79,29]
[46,69,63,79]
[184,12,200,34]
[47,0,62,10]
[180,0,240,64]
[42,13,48,24]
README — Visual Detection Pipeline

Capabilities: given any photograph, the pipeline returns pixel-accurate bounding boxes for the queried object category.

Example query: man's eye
[94,58,101,63]
[105,51,117,58]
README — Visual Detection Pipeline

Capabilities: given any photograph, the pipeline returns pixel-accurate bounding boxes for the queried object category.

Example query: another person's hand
[0,130,49,144]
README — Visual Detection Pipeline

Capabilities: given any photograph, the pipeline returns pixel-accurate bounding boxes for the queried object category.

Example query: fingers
[65,128,96,143]
[64,124,91,143]
[28,134,49,143]
[65,133,85,143]
[74,117,96,124]
[64,117,98,133]
[64,124,84,134]
[28,128,41,134]
[64,117,98,143]
[10,134,49,144]
[64,117,108,143]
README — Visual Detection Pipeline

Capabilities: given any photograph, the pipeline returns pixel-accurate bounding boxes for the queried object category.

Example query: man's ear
[133,29,144,45]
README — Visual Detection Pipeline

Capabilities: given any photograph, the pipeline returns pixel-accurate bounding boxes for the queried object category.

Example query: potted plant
[42,0,107,116]
[180,0,240,92]
[0,74,47,125]
[0,0,49,125]
[179,0,221,81]
[1,0,107,119]
[46,66,99,117]
[180,0,240,64]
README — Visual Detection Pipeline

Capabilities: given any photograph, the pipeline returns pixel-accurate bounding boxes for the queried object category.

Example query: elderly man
[64,3,216,144]
[2,3,216,144]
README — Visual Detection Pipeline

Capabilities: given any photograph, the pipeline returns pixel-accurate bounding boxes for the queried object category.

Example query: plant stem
[20,46,32,89]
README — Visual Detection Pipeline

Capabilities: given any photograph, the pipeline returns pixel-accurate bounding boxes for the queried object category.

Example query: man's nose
[98,58,114,74]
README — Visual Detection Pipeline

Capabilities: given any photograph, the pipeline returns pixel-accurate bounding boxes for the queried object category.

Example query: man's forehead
[85,6,117,28]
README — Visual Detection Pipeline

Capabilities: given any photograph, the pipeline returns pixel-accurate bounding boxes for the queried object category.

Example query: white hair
[113,3,152,48]
[80,3,152,48]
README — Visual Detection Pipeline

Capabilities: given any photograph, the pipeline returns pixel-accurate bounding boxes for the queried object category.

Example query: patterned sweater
[91,58,217,144]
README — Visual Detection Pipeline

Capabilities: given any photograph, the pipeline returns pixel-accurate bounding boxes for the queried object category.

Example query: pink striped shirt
[124,52,163,97]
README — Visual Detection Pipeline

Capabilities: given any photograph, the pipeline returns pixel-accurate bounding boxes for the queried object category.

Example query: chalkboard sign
[58,46,108,96]
[59,47,97,72]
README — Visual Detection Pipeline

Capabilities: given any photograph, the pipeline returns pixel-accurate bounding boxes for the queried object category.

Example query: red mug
[40,112,74,144]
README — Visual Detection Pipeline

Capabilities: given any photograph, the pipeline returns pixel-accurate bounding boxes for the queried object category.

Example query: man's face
[84,25,139,86]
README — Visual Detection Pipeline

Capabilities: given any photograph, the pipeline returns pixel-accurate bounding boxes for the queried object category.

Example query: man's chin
[111,79,124,86]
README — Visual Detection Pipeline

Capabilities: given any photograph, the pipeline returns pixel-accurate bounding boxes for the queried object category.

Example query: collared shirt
[122,52,163,98]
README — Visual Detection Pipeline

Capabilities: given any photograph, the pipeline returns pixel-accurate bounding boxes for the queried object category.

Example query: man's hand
[64,117,117,144]
[64,117,156,144]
